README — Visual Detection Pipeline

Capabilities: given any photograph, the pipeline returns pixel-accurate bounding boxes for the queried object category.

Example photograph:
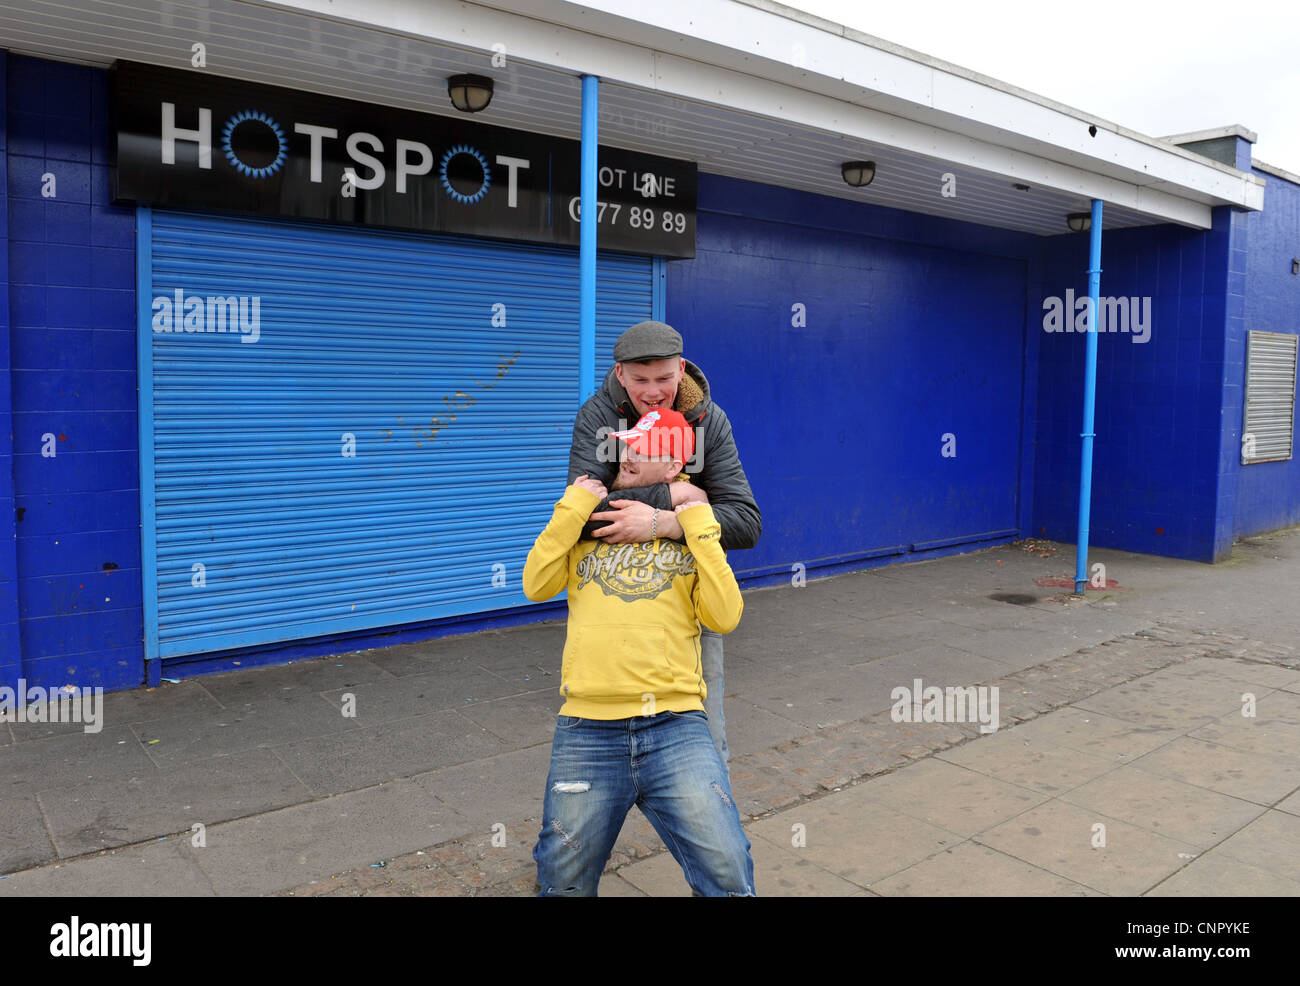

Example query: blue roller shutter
[140,209,656,659]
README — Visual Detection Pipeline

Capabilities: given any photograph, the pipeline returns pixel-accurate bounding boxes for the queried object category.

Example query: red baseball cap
[611,408,695,463]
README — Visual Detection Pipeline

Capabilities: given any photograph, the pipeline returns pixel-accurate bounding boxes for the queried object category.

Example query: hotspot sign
[110,61,697,258]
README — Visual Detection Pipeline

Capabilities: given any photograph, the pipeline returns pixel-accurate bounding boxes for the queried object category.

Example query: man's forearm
[579,482,673,541]
[704,497,762,552]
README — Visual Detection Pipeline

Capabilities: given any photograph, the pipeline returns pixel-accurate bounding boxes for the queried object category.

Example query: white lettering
[495,155,530,207]
[344,132,385,190]
[293,123,338,182]
[160,102,211,168]
[49,916,151,966]
[395,139,433,193]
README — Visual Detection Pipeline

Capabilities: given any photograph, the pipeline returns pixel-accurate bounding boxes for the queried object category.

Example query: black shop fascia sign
[110,61,697,258]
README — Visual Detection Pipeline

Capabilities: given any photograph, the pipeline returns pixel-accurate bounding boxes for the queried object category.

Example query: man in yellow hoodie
[523,407,754,897]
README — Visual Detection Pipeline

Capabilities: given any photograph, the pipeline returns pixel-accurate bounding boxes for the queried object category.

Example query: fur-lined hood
[598,359,712,426]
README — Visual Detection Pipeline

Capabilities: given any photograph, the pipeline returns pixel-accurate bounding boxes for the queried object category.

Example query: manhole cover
[988,593,1040,605]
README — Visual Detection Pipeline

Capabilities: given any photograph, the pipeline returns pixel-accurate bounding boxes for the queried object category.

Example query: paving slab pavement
[2,527,1299,896]
[606,660,1300,897]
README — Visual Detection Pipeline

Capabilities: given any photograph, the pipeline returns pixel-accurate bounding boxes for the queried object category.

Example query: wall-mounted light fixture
[840,161,876,188]
[447,74,494,113]
[1067,212,1092,233]
[1292,258,1299,275]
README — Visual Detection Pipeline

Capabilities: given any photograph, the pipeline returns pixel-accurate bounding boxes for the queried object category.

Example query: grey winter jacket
[566,360,762,552]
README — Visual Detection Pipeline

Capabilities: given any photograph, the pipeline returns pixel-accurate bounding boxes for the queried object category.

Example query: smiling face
[614,446,683,490]
[615,357,685,419]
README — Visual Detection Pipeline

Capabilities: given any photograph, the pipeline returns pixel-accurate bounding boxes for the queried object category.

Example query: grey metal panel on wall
[1244,330,1299,464]
[144,210,652,658]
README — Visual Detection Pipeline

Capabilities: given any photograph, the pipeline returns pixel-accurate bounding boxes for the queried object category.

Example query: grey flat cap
[613,320,683,362]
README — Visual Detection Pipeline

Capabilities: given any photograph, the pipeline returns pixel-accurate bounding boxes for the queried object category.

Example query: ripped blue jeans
[533,710,755,897]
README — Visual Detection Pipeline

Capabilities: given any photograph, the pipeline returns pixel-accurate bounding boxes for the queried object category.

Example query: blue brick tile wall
[1,49,22,685]
[1213,207,1250,557]
[1031,213,1232,562]
[1236,167,1300,536]
[668,173,1041,579]
[5,53,142,692]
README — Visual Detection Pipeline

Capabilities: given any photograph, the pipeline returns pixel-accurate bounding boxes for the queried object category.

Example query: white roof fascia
[650,48,1216,228]
[1253,160,1300,186]
[254,0,1261,225]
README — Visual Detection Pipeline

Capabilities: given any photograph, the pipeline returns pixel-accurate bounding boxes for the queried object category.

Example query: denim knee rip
[549,818,581,852]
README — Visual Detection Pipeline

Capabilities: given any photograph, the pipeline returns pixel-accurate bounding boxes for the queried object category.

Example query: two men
[565,321,761,765]
[523,407,754,896]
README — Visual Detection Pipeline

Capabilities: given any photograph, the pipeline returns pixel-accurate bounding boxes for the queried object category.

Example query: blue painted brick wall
[667,173,1042,580]
[1235,167,1300,536]
[1213,207,1249,557]
[1031,212,1232,562]
[1,49,21,685]
[5,53,142,692]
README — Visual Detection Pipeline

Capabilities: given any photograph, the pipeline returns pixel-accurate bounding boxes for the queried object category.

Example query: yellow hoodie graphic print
[522,486,743,720]
[575,539,697,600]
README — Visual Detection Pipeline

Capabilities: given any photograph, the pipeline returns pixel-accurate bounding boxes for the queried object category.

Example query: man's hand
[571,474,608,500]
[669,482,709,508]
[590,499,655,543]
[589,500,685,543]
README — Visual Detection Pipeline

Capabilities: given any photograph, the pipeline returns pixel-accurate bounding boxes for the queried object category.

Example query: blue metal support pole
[578,75,599,404]
[1074,198,1104,594]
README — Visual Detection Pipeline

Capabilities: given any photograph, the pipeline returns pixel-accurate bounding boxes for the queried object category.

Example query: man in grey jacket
[566,320,761,766]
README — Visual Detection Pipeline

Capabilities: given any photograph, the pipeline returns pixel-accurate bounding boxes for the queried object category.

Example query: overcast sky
[787,0,1300,174]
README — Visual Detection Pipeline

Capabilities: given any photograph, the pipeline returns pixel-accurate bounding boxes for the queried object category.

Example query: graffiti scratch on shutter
[410,350,521,446]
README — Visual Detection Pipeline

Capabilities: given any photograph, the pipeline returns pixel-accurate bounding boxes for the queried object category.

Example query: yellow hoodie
[522,485,744,720]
